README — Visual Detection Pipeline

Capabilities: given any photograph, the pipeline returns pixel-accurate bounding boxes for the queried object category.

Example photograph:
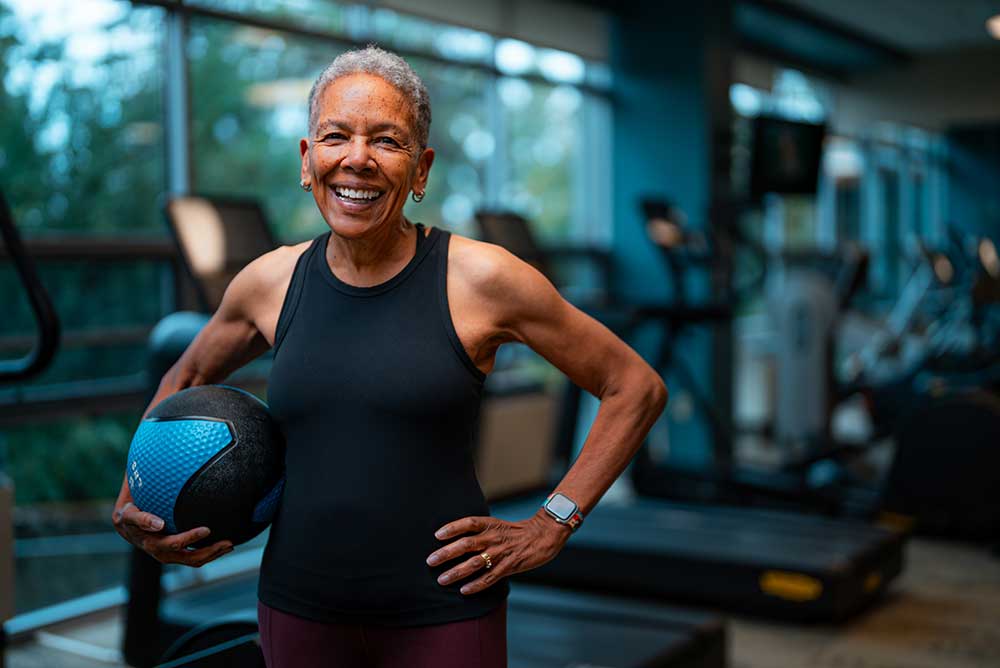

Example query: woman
[112,46,666,667]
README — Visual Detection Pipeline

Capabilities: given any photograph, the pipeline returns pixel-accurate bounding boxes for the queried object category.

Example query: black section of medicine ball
[155,385,286,547]
[148,384,261,422]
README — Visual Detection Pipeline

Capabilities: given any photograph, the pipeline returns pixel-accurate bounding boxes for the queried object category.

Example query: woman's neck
[325,218,417,287]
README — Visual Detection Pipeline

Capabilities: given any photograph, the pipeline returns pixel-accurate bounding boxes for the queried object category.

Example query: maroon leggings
[256,600,508,668]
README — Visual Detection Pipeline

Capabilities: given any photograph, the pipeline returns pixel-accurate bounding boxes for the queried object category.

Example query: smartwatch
[542,492,584,532]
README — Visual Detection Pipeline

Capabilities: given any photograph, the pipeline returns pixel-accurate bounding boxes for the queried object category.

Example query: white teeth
[335,187,382,200]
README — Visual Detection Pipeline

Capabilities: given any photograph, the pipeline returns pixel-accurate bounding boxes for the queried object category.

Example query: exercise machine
[631,195,893,514]
[631,196,1000,542]
[0,190,61,668]
[484,379,906,622]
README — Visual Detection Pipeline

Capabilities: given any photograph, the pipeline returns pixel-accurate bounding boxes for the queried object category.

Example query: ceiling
[781,0,1000,54]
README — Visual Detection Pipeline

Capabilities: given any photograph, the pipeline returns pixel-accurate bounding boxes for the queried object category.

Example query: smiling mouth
[332,186,384,203]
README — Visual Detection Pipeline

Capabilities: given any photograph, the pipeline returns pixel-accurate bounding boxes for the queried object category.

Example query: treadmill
[483,384,907,622]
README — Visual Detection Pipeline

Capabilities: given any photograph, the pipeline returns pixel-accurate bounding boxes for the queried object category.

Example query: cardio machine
[627,196,882,515]
[0,189,61,668]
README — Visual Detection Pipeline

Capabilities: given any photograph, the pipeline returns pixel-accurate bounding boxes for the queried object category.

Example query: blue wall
[610,3,713,303]
[601,3,730,474]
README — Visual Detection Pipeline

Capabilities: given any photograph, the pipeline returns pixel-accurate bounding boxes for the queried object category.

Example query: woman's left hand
[427,511,572,595]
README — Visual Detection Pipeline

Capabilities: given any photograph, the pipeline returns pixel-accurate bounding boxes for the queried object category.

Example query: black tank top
[258,224,508,626]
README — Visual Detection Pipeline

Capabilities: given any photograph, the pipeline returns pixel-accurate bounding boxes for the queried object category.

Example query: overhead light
[988,14,1000,39]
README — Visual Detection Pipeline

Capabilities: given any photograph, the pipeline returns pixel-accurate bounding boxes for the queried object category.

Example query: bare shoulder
[446,233,563,334]
[220,240,312,326]
[447,234,546,299]
[447,233,505,284]
[242,241,311,289]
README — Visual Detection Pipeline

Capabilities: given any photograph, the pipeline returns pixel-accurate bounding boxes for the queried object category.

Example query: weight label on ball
[129,460,144,489]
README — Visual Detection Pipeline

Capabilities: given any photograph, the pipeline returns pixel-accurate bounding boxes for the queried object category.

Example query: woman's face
[300,73,434,239]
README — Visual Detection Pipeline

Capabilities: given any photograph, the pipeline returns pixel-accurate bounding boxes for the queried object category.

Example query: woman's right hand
[111,476,234,567]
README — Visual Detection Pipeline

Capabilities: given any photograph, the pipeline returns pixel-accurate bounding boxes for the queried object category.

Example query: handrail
[0,235,176,261]
[0,191,61,381]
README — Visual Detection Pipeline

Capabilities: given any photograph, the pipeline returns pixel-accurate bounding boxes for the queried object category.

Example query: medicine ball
[127,384,286,547]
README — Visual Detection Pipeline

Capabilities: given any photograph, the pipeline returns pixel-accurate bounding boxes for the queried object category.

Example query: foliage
[0,411,137,505]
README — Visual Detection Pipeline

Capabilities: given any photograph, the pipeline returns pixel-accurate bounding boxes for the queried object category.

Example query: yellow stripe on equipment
[759,571,823,602]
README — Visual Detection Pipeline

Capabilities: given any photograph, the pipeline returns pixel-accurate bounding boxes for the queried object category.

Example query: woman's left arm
[426,245,667,595]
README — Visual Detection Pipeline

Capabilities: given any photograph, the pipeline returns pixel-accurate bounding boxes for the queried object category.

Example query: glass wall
[188,10,608,243]
[1,0,611,617]
[407,58,490,237]
[0,0,169,614]
[0,0,165,236]
[501,79,579,241]
[188,17,337,242]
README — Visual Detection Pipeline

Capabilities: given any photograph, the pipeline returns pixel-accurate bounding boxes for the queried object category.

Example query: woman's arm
[111,248,293,566]
[427,243,667,594]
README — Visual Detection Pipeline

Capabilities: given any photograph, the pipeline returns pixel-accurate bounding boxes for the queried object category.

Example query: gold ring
[480,552,492,570]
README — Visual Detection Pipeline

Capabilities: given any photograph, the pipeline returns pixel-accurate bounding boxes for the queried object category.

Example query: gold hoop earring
[411,191,424,203]
[300,180,312,192]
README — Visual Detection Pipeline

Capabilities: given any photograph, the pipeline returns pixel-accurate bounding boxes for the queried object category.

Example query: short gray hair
[308,45,432,149]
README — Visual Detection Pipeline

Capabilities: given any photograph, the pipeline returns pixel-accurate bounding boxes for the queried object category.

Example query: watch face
[547,494,577,521]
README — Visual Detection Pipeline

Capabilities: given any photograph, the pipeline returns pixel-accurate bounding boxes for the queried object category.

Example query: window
[878,166,901,295]
[406,58,490,236]
[0,0,164,236]
[188,17,339,242]
[1,0,169,614]
[835,179,861,241]
[187,13,609,244]
[2,412,137,612]
[500,79,580,241]
[187,0,359,38]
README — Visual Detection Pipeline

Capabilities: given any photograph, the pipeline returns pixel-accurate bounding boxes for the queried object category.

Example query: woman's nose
[342,138,374,172]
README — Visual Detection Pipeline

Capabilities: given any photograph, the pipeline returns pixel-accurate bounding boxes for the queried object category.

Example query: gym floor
[6,536,999,667]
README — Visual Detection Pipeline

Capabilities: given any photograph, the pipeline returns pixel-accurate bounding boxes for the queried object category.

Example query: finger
[155,527,214,553]
[118,504,166,532]
[437,553,493,586]
[155,538,230,563]
[426,535,486,566]
[183,541,234,568]
[434,516,491,540]
[459,567,503,595]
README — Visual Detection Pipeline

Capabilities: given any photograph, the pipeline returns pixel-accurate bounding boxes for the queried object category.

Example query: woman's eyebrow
[314,120,410,139]
[369,122,407,136]
[315,120,351,135]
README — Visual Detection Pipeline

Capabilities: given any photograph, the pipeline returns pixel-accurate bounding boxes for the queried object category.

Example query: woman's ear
[413,147,435,193]
[299,138,311,188]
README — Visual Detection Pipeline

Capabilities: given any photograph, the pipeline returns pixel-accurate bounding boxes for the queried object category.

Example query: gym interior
[2,0,1000,666]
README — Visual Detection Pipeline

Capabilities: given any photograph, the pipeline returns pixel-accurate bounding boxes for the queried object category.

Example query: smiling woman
[113,43,664,668]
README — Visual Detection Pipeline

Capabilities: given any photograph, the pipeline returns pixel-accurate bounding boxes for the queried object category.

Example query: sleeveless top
[258,224,509,627]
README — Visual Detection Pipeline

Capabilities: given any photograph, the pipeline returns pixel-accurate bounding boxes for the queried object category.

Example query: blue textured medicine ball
[127,385,286,547]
